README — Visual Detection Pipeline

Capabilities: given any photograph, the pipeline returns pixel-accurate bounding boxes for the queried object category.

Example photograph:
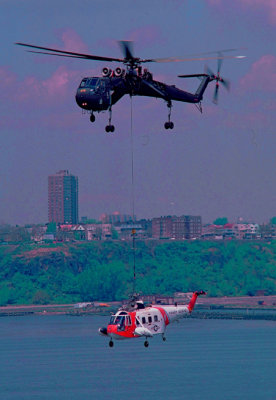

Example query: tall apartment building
[48,170,78,224]
[152,215,202,239]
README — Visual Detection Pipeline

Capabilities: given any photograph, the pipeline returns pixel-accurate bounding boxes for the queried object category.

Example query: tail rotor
[205,54,231,104]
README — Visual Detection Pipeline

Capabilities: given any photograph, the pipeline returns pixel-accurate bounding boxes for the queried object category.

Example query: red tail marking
[152,306,170,325]
[187,291,206,313]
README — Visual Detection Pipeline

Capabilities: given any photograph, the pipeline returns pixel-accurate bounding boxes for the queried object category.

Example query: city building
[48,170,78,224]
[152,216,173,239]
[152,215,202,240]
[173,215,202,239]
[100,211,135,224]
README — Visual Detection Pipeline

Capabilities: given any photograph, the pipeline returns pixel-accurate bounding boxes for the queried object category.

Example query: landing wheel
[164,122,174,130]
[90,114,95,123]
[105,125,115,133]
[162,336,166,342]
[144,340,149,348]
[109,340,114,348]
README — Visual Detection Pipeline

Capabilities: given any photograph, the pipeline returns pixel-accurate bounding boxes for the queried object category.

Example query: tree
[213,217,228,226]
[46,222,56,233]
[32,290,51,304]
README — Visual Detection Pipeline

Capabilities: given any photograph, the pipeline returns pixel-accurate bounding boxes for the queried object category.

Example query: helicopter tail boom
[187,290,206,313]
[194,76,212,101]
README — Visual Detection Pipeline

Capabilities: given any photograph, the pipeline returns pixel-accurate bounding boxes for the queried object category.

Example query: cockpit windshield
[79,78,99,88]
[109,315,125,325]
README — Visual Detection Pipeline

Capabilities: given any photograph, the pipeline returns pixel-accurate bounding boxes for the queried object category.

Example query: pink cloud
[0,64,98,106]
[240,55,276,91]
[60,29,89,53]
[125,26,165,50]
[205,0,276,24]
[42,66,76,96]
[0,67,15,86]
[240,0,276,23]
[0,63,98,131]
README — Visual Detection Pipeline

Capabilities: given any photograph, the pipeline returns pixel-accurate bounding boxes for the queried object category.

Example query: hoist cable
[130,95,136,294]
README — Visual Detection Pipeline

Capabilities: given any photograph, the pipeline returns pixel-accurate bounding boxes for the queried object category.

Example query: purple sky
[1,0,276,225]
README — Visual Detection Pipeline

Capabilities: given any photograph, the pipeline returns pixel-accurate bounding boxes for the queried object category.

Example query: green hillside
[1,240,276,305]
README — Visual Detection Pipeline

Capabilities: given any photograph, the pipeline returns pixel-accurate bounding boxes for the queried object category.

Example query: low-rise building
[152,215,202,240]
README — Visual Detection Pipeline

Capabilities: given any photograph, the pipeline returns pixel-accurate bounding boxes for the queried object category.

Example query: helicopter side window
[136,317,141,327]
[80,78,88,88]
[109,315,116,325]
[142,317,146,324]
[116,316,126,331]
[148,316,152,324]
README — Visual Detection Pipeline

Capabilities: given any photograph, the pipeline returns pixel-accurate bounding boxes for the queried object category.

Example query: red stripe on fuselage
[107,311,139,339]
[152,306,170,325]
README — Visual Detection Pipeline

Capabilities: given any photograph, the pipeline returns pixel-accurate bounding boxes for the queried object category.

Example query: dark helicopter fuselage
[75,71,211,113]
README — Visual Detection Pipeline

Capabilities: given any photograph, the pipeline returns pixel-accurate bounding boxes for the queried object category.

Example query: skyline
[1,1,276,225]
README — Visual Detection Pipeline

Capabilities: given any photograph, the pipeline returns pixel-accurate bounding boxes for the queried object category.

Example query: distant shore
[1,295,276,320]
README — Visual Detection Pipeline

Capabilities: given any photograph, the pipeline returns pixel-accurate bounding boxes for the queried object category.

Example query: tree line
[0,240,276,305]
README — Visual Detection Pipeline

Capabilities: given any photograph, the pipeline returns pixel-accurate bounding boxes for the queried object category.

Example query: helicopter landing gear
[90,113,95,123]
[162,334,166,342]
[105,125,115,133]
[164,121,174,129]
[105,105,115,133]
[144,340,149,348]
[164,101,174,130]
[109,340,114,348]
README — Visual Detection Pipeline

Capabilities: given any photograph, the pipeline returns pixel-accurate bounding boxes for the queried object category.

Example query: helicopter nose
[107,325,118,335]
[98,327,108,336]
[75,90,91,109]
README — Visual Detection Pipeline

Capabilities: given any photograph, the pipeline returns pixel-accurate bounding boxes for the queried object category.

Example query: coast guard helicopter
[99,290,206,348]
[16,41,245,132]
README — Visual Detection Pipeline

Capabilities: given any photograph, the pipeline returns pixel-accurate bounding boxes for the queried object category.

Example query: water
[0,315,275,400]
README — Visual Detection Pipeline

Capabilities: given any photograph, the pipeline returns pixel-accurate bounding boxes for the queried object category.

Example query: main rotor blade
[182,48,247,57]
[119,41,134,60]
[15,42,124,63]
[144,55,246,63]
[26,50,95,59]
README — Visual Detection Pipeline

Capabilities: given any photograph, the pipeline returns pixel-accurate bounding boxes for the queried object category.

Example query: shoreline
[1,295,276,320]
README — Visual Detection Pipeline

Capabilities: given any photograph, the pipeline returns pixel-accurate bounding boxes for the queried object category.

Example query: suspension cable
[130,95,136,294]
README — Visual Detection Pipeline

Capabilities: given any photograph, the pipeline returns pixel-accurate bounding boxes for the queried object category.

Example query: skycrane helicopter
[99,290,206,348]
[16,41,245,132]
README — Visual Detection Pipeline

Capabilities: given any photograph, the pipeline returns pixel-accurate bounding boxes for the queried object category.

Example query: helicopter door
[124,315,132,333]
[116,316,125,331]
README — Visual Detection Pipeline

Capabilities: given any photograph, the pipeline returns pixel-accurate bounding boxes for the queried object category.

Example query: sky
[0,0,275,225]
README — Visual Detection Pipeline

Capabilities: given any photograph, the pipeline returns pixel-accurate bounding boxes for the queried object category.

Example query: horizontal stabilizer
[178,73,208,78]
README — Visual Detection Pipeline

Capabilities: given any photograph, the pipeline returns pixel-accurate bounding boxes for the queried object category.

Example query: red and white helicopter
[99,290,206,347]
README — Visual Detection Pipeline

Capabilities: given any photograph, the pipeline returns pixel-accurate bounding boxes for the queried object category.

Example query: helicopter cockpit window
[109,315,125,326]
[79,78,99,88]
[87,78,99,88]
